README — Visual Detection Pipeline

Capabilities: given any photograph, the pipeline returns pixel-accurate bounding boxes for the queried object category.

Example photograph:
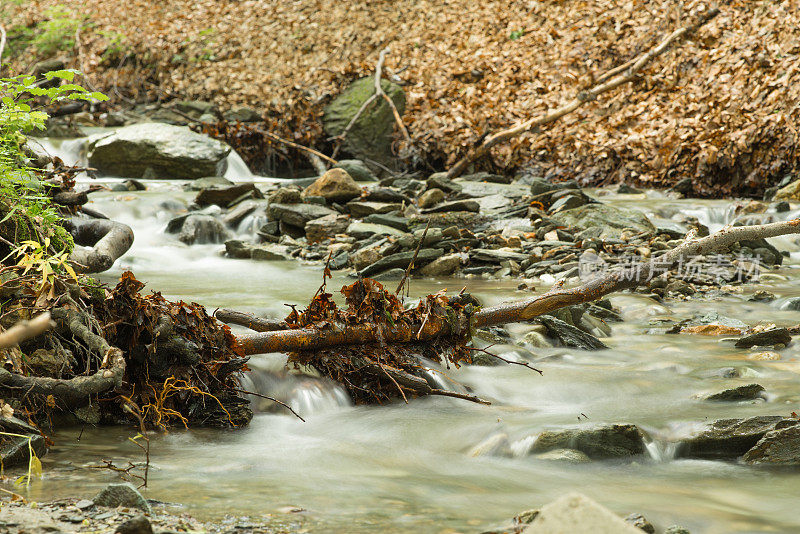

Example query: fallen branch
[0,308,125,408]
[237,218,800,354]
[67,217,134,273]
[445,6,720,179]
[0,313,53,349]
[258,127,338,166]
[214,308,287,332]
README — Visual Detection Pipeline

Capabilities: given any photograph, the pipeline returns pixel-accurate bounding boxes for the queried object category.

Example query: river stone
[734,327,792,348]
[373,268,406,281]
[530,424,647,459]
[333,159,377,182]
[471,248,529,263]
[363,213,409,231]
[524,493,643,533]
[87,123,230,179]
[428,173,463,194]
[222,200,267,228]
[267,203,337,228]
[323,77,405,169]
[359,248,443,277]
[346,201,402,218]
[302,168,362,203]
[418,188,445,208]
[677,416,786,459]
[421,199,480,214]
[115,514,154,534]
[773,179,800,201]
[549,194,587,213]
[536,316,608,350]
[457,180,529,199]
[0,416,47,468]
[419,253,462,276]
[363,187,410,204]
[663,527,691,534]
[195,183,263,207]
[93,482,151,512]
[346,222,405,239]
[184,176,234,191]
[552,204,655,239]
[624,513,655,533]
[703,383,766,402]
[305,214,350,243]
[351,242,387,271]
[176,215,229,245]
[742,421,800,465]
[529,177,579,197]
[252,244,291,261]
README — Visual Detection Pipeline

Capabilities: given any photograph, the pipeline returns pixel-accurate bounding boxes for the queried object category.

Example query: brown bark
[445,7,720,179]
[214,308,287,332]
[237,218,800,355]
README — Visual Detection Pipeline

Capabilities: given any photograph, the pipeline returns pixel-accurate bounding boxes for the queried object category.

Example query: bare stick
[258,127,338,166]
[429,389,491,405]
[445,7,719,179]
[237,217,800,355]
[467,345,543,375]
[0,313,53,349]
[230,388,305,422]
[395,218,431,295]
[214,309,287,332]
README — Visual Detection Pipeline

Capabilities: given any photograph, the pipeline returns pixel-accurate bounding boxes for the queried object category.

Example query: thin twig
[258,127,338,166]
[467,345,543,375]
[231,388,305,422]
[429,389,491,405]
[379,363,408,404]
[396,218,431,296]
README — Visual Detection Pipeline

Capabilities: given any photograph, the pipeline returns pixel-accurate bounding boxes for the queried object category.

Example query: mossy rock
[323,77,405,171]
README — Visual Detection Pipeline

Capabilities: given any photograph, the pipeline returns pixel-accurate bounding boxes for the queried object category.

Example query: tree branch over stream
[235,218,800,355]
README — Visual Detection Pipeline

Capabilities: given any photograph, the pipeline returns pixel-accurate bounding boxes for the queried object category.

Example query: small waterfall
[224,150,254,182]
[236,211,269,237]
[33,137,87,167]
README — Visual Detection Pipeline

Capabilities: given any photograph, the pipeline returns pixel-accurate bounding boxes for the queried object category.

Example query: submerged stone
[677,416,786,459]
[529,424,647,460]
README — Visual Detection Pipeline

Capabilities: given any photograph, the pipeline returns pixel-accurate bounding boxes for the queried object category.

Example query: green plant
[0,70,106,269]
[509,29,525,40]
[99,29,130,64]
[31,5,84,56]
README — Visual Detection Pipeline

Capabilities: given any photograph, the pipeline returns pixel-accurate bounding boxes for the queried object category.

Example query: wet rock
[184,176,234,191]
[363,213,409,231]
[664,526,691,534]
[363,187,411,204]
[742,421,800,465]
[617,184,644,195]
[346,222,405,239]
[677,416,786,459]
[624,513,654,533]
[529,177,578,197]
[115,514,154,534]
[418,188,445,208]
[773,178,800,201]
[0,416,47,468]
[93,482,151,512]
[222,200,267,228]
[174,215,229,245]
[780,297,800,311]
[748,290,775,302]
[303,168,362,203]
[350,241,389,270]
[530,424,647,459]
[196,183,263,207]
[88,123,230,179]
[734,328,791,349]
[532,448,591,463]
[773,200,791,212]
[333,159,377,182]
[549,194,587,213]
[537,316,608,350]
[323,77,405,169]
[305,214,350,243]
[176,100,217,118]
[703,383,766,402]
[252,244,291,261]
[427,173,463,194]
[421,199,480,214]
[267,203,336,229]
[468,433,512,457]
[346,200,402,218]
[471,248,529,263]
[552,203,655,239]
[373,268,406,281]
[419,253,463,276]
[224,106,261,122]
[525,493,643,533]
[359,248,443,277]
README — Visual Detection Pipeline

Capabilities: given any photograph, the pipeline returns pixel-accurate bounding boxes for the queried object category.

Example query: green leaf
[43,69,78,82]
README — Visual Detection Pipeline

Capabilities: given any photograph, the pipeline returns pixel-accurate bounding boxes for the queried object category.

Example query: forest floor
[3,0,799,197]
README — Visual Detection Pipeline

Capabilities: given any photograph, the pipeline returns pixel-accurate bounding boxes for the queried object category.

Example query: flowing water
[18,138,800,533]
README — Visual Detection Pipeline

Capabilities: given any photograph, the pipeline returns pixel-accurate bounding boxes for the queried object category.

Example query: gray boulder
[305,214,350,242]
[530,424,647,459]
[552,204,655,239]
[677,416,786,459]
[93,482,151,512]
[323,77,405,169]
[174,215,229,245]
[702,383,766,402]
[267,203,337,229]
[742,421,800,465]
[333,159,377,182]
[88,123,230,179]
[302,168,362,203]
